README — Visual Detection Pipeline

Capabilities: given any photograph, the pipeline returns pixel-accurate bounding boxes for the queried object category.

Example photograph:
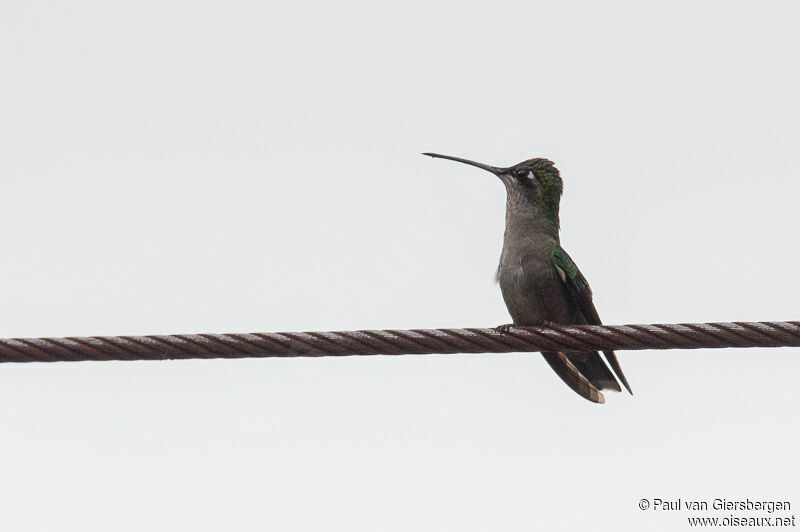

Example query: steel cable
[0,321,798,364]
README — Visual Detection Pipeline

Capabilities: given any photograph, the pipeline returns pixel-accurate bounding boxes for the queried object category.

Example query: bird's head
[423,153,563,224]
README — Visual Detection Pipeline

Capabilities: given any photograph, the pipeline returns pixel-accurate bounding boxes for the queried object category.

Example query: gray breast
[497,246,570,326]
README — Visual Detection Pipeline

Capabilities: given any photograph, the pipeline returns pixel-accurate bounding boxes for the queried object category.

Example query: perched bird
[424,152,631,403]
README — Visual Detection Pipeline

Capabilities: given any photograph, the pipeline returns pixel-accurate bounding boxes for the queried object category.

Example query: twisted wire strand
[0,321,798,364]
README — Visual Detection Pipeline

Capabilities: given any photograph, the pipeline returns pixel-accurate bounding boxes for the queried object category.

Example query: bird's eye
[514,168,532,180]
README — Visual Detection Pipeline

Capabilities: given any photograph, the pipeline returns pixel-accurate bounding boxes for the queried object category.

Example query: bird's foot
[496,321,558,333]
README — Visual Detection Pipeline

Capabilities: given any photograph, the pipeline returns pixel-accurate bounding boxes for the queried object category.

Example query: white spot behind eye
[526,171,535,180]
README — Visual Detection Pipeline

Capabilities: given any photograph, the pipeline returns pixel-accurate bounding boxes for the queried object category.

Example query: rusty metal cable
[0,321,798,364]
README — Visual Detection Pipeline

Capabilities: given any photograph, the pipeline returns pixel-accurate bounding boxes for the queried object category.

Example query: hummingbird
[423,152,632,403]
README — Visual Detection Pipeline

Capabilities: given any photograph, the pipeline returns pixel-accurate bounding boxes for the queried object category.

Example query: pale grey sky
[1,1,799,530]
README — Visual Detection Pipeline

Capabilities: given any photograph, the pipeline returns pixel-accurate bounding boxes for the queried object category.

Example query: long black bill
[422,153,504,175]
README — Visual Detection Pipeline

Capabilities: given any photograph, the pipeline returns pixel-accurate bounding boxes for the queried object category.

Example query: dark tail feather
[603,350,633,394]
[567,351,621,392]
[541,351,605,403]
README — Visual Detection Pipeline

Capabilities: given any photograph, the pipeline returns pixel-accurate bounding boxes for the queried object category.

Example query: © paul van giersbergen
[424,153,632,404]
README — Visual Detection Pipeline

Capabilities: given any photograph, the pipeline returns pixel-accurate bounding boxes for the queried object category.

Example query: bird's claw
[496,321,558,333]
